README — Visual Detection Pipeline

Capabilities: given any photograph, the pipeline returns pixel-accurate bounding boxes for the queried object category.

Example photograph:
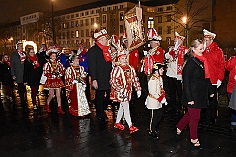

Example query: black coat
[23,59,41,86]
[37,51,48,75]
[182,57,214,108]
[0,62,14,86]
[87,43,112,90]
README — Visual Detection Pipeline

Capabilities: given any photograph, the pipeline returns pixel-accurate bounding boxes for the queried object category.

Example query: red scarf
[29,55,40,69]
[194,54,210,78]
[177,45,186,76]
[3,59,11,67]
[96,42,112,62]
[17,50,26,64]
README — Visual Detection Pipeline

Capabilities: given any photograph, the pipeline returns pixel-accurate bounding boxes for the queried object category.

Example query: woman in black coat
[24,48,41,110]
[176,39,214,147]
[0,54,14,102]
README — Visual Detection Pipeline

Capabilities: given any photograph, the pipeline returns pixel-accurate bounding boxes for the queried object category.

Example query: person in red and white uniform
[203,29,225,123]
[110,51,142,134]
[43,49,65,114]
[141,28,164,75]
[65,56,91,117]
[225,52,236,125]
[165,32,187,113]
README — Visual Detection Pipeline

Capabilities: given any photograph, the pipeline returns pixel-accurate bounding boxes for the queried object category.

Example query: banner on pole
[124,6,145,52]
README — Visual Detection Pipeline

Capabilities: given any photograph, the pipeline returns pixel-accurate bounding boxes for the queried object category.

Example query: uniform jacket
[128,49,139,70]
[87,43,112,90]
[23,58,41,86]
[182,57,214,108]
[203,42,225,84]
[0,62,13,86]
[225,56,236,93]
[10,51,26,83]
[43,60,65,78]
[65,65,86,91]
[145,75,164,109]
[79,49,89,74]
[150,47,164,63]
[110,65,141,102]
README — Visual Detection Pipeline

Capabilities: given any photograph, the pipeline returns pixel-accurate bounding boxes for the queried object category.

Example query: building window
[148,17,154,28]
[158,27,162,35]
[66,22,70,28]
[158,16,162,23]
[86,39,89,47]
[71,21,74,28]
[166,6,173,11]
[85,19,89,26]
[158,7,163,12]
[147,8,154,12]
[67,15,70,19]
[91,18,94,25]
[76,14,79,17]
[80,19,83,27]
[114,6,118,10]
[86,29,89,37]
[166,37,171,45]
[76,30,79,38]
[76,21,79,27]
[102,15,107,23]
[81,30,84,37]
[120,25,124,33]
[167,15,172,22]
[71,31,74,38]
[91,10,94,14]
[63,23,66,29]
[96,17,100,23]
[120,5,123,9]
[167,26,171,34]
[81,12,84,16]
[62,32,65,39]
[85,11,89,15]
[119,12,124,21]
[67,31,70,39]
[102,8,106,12]
[71,14,74,18]
[96,9,100,13]
[108,7,111,11]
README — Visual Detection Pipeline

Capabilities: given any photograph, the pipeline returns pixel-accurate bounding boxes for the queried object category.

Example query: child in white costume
[145,62,167,138]
[110,51,142,134]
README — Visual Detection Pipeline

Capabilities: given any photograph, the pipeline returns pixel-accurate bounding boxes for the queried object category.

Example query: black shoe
[148,131,159,139]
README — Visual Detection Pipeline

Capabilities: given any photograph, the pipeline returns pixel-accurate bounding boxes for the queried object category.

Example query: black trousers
[95,89,110,118]
[209,85,218,118]
[18,83,26,108]
[85,75,91,102]
[167,76,182,110]
[149,108,163,132]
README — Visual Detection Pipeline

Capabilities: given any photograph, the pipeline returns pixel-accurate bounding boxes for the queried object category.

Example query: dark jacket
[0,62,14,86]
[182,57,214,108]
[23,59,41,86]
[10,51,25,83]
[36,50,48,75]
[87,43,112,90]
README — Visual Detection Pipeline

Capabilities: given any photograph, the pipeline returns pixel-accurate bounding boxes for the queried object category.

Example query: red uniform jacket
[129,49,139,70]
[203,42,225,84]
[152,47,164,63]
[225,56,236,93]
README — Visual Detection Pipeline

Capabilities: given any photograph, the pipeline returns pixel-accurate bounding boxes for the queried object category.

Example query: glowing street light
[182,16,189,47]
[182,16,187,24]
[94,23,97,28]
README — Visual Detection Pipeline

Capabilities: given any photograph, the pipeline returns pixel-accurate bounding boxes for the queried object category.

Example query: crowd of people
[0,27,236,148]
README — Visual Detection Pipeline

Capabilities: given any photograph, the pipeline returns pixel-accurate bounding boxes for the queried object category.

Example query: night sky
[0,0,99,23]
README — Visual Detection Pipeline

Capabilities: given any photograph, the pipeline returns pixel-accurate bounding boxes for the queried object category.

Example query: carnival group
[0,27,236,147]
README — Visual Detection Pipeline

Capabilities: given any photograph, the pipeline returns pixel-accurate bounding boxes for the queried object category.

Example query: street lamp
[182,16,189,47]
[94,23,97,28]
[51,0,56,44]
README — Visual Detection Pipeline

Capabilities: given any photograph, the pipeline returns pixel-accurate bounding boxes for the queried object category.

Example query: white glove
[234,75,236,81]
[143,50,147,56]
[137,90,141,98]
[216,79,222,88]
[161,98,168,105]
[52,75,56,78]
[72,80,78,84]
[59,73,63,77]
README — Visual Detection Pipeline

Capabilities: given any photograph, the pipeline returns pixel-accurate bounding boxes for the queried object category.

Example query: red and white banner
[124,6,145,52]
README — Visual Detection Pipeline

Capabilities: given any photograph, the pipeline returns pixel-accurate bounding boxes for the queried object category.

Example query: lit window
[148,17,154,29]
[120,12,124,21]
[76,30,79,38]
